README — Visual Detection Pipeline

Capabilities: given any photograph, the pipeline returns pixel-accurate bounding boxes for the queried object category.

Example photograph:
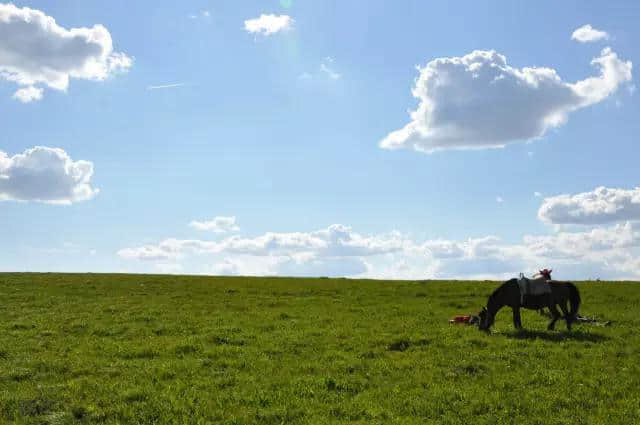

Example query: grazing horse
[478,275,581,332]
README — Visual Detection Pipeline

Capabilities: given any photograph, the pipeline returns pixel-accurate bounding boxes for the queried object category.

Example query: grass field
[1,273,639,424]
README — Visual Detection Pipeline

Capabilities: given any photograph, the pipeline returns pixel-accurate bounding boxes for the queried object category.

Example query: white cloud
[538,186,640,225]
[0,146,98,204]
[496,196,504,203]
[208,256,283,277]
[244,14,293,36]
[380,48,632,153]
[117,244,177,262]
[277,255,368,277]
[193,224,402,257]
[12,86,42,103]
[534,192,543,198]
[0,3,132,100]
[571,24,610,43]
[420,239,466,259]
[118,218,640,280]
[572,48,632,105]
[421,225,640,280]
[118,224,406,277]
[210,258,241,275]
[524,222,640,260]
[189,216,240,233]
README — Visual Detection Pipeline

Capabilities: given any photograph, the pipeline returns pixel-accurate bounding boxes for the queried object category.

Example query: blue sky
[1,1,639,279]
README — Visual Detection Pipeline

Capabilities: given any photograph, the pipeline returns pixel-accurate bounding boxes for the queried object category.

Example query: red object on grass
[450,315,472,324]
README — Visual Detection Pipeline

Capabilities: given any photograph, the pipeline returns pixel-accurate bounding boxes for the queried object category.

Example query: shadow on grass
[504,329,609,343]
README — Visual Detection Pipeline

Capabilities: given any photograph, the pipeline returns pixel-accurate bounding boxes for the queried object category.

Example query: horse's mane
[488,278,517,304]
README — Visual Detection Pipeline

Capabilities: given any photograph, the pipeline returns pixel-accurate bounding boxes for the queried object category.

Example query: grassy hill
[1,273,638,424]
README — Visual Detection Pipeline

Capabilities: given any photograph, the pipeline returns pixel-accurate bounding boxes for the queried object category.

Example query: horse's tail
[567,282,581,323]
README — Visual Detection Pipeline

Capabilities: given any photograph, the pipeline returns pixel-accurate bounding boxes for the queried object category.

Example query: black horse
[478,278,581,332]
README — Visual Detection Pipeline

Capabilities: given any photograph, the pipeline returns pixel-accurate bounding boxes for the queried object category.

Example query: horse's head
[539,268,552,280]
[477,306,492,331]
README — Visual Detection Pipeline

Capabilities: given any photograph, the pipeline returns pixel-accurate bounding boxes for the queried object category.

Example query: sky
[1,1,639,280]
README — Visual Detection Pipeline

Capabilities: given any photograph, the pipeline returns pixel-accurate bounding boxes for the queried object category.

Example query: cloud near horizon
[118,221,640,280]
[380,48,632,153]
[0,3,132,101]
[0,146,98,204]
[538,186,640,225]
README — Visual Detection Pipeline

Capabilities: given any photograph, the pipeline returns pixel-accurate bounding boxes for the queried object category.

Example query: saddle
[517,273,551,304]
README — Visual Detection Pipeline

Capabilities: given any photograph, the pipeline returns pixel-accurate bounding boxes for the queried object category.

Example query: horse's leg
[547,304,562,331]
[559,302,571,331]
[512,306,522,329]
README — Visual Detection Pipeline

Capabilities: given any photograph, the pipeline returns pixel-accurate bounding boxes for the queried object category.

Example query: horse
[478,273,581,332]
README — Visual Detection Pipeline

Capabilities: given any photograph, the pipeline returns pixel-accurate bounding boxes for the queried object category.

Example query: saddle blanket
[517,275,551,303]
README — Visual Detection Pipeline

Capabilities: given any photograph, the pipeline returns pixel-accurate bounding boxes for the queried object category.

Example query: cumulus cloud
[524,222,640,259]
[117,245,177,262]
[210,258,241,276]
[119,225,408,277]
[538,186,640,225]
[0,3,132,101]
[420,239,466,259]
[189,216,240,233]
[12,86,42,103]
[146,229,515,278]
[380,48,632,153]
[120,224,403,261]
[244,14,293,36]
[0,146,98,204]
[421,225,640,279]
[277,255,368,277]
[117,225,483,278]
[118,221,640,280]
[571,24,609,43]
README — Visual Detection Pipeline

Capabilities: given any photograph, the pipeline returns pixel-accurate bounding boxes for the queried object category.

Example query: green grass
[1,273,639,424]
